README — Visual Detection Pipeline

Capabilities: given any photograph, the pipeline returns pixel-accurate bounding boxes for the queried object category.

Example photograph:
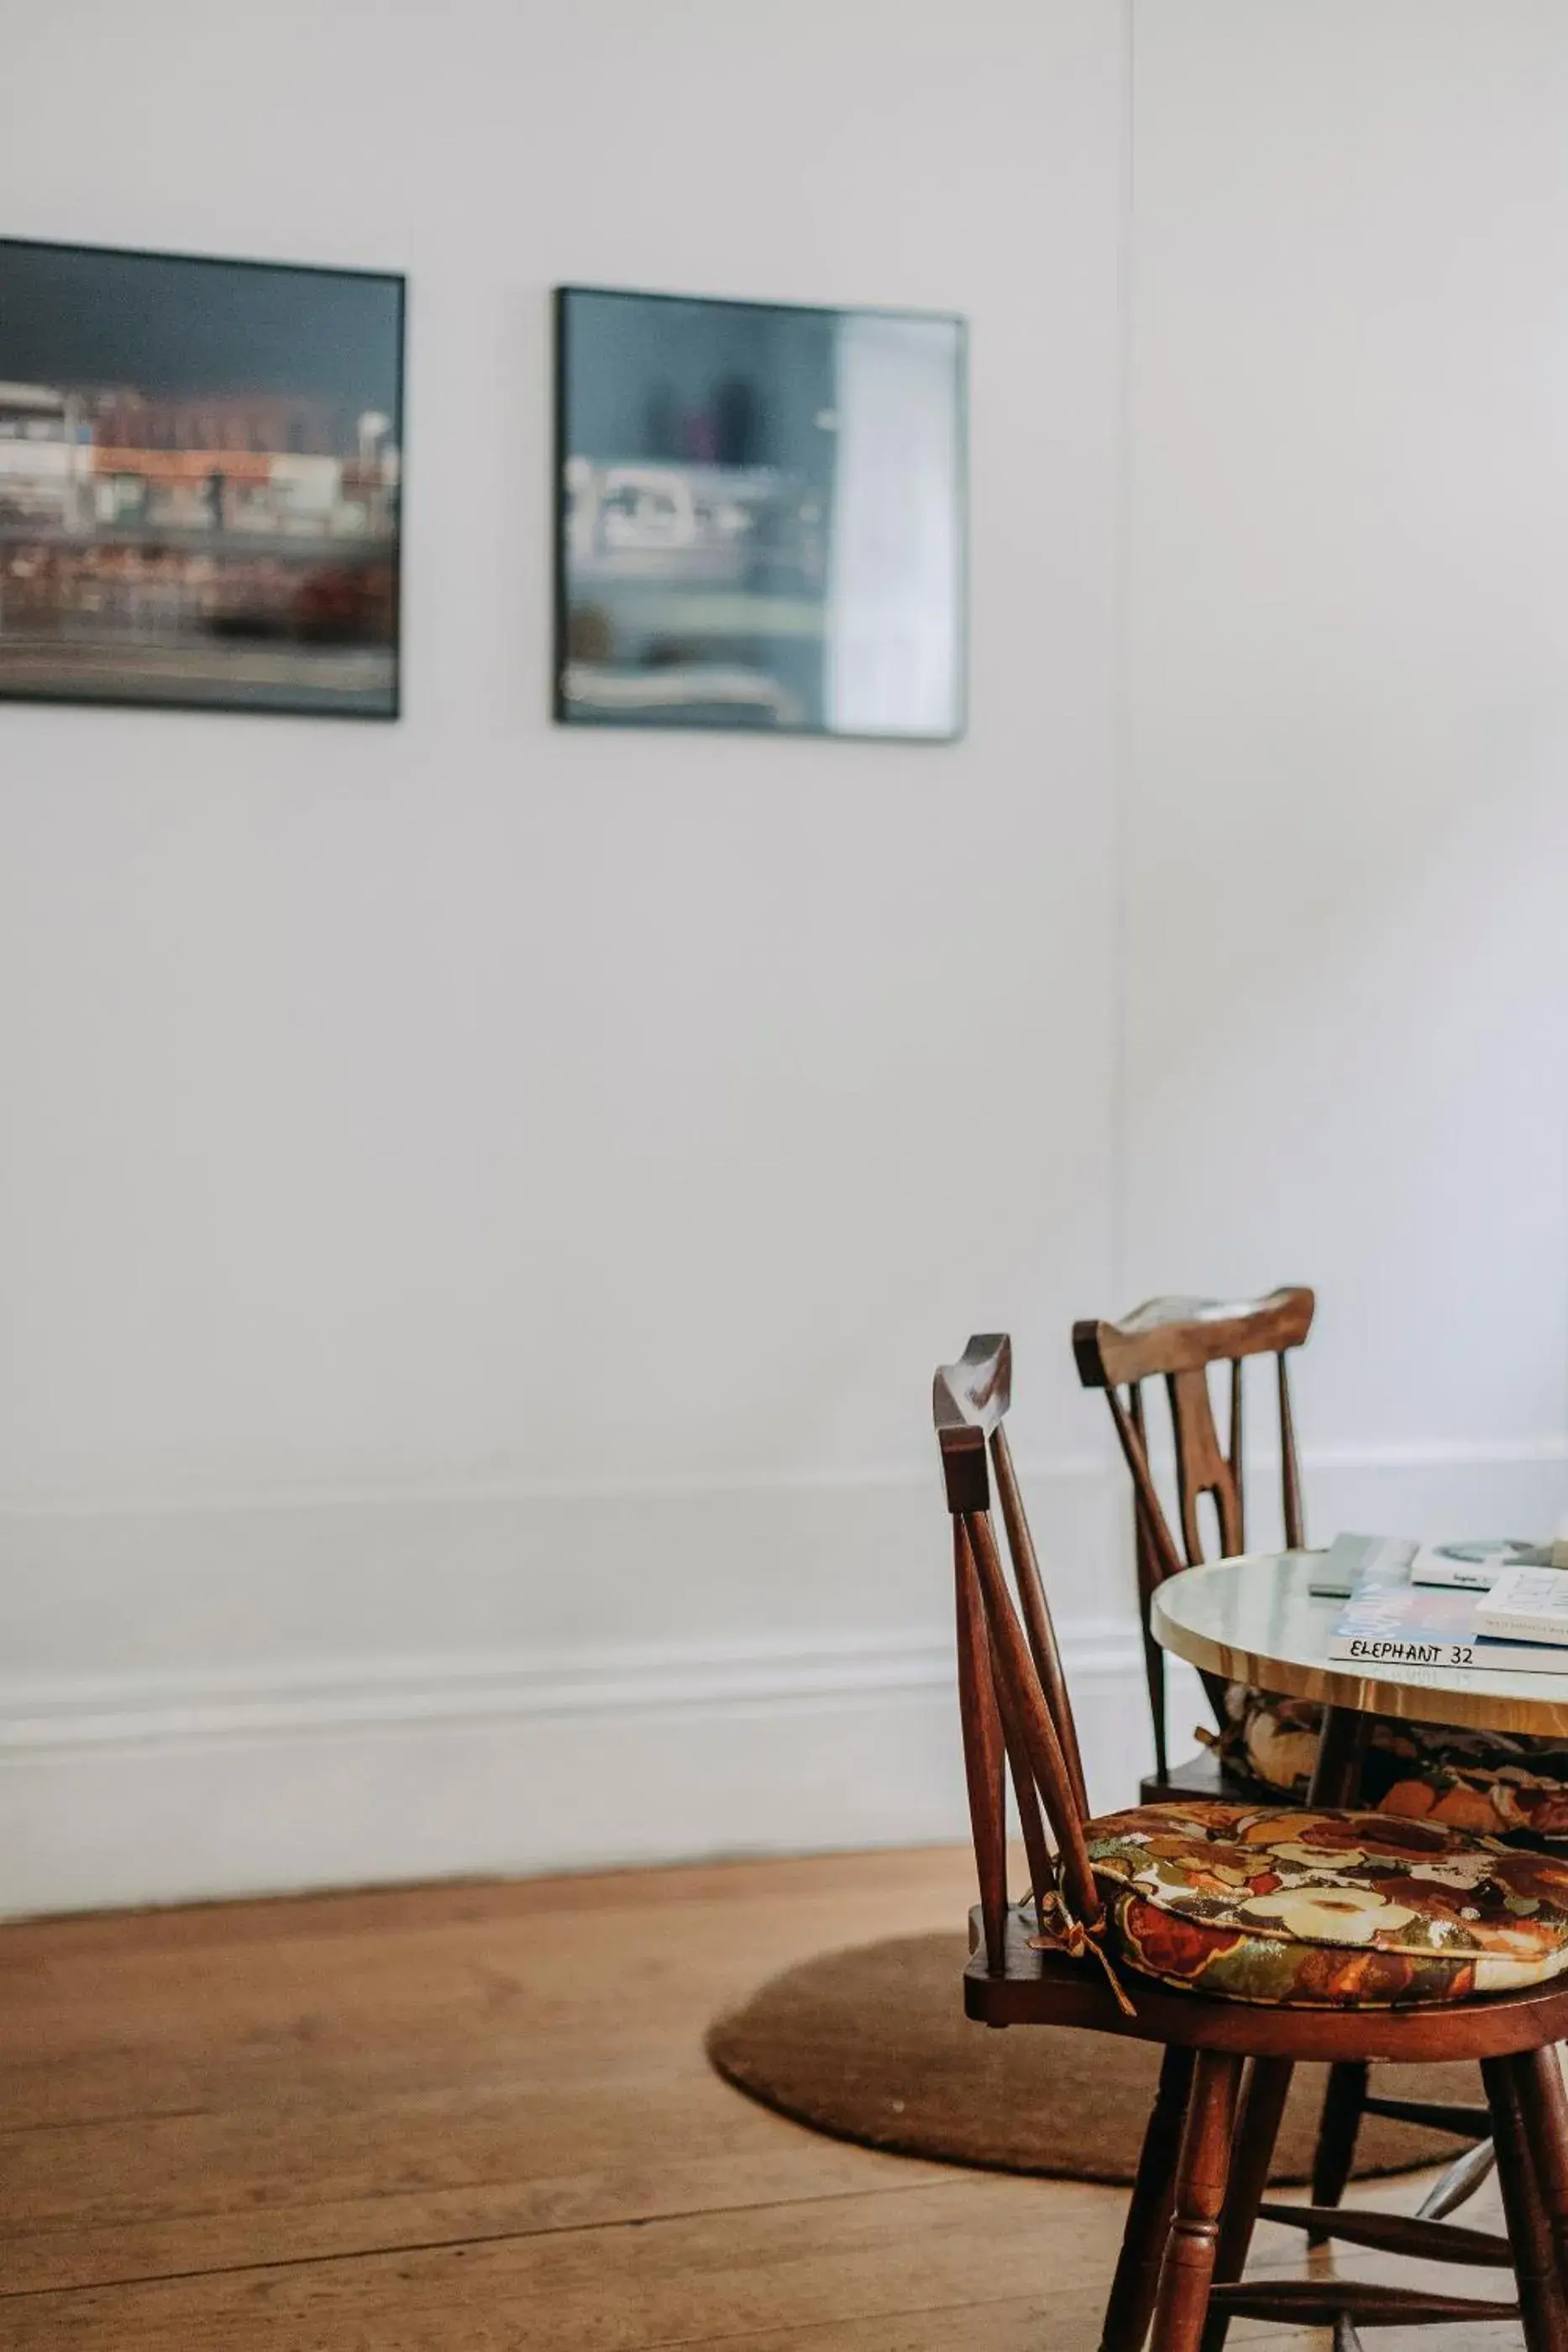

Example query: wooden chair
[1073,1288,1488,2228]
[1072,1287,1315,1806]
[936,1331,1568,2351]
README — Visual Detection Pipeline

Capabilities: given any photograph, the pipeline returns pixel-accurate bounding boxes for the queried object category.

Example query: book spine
[1327,1635,1481,1667]
[1410,1564,1496,1589]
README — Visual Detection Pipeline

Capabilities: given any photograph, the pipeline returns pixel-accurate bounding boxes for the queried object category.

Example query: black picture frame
[553,285,968,743]
[0,235,406,722]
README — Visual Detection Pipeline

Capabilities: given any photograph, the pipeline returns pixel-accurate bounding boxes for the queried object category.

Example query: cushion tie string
[1026,1890,1136,2018]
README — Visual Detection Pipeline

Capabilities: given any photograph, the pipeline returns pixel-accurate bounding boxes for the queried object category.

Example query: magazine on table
[1411,1538,1545,1590]
[1309,1532,1551,1600]
[1308,1534,1414,1599]
[1327,1564,1568,1672]
[1475,1562,1568,1647]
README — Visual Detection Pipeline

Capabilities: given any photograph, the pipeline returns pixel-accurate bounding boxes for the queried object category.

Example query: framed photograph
[554,286,965,741]
[0,238,404,720]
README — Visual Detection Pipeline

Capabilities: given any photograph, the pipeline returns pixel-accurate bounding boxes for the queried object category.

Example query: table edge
[1151,1553,1568,1740]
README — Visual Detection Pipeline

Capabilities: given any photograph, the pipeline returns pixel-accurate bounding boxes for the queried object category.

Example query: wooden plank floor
[0,1846,1525,2349]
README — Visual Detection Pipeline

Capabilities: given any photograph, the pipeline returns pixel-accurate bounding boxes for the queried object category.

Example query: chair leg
[1482,2053,1568,2352]
[1517,2046,1568,2296]
[1416,2133,1497,2220]
[1148,2048,1243,2352]
[1198,2056,1293,2352]
[1308,2060,1367,2243]
[1099,2045,1194,2352]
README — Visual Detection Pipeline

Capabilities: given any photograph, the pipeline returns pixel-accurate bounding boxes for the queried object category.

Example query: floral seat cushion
[1086,1800,1568,2008]
[1216,1682,1568,1845]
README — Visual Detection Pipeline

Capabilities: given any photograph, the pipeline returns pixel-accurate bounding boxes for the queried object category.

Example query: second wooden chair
[1072,1288,1315,1806]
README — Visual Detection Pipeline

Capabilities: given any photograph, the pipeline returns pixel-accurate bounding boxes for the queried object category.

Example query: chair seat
[1220,1682,1568,1842]
[1085,1801,1568,2008]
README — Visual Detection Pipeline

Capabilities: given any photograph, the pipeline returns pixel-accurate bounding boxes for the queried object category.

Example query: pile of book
[1321,1533,1568,1672]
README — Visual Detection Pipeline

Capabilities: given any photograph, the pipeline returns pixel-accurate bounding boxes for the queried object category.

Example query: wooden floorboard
[0,1847,1527,2349]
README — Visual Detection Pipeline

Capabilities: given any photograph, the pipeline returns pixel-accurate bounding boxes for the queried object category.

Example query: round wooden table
[1152,1546,1568,2272]
[1152,1548,1568,1744]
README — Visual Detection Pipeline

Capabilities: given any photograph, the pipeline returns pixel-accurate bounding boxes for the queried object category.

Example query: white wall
[8,1,1568,1918]
[1125,0,1568,1536]
[0,0,1127,1910]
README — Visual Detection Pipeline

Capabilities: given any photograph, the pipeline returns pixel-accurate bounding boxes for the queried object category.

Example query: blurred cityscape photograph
[557,287,964,740]
[0,239,402,718]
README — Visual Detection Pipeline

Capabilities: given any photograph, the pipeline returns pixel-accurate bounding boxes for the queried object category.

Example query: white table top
[1152,1549,1568,1740]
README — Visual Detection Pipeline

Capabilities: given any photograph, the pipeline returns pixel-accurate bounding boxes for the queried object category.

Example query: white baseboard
[0,1620,1152,1919]
[0,1452,1120,1916]
[3,1432,1560,1919]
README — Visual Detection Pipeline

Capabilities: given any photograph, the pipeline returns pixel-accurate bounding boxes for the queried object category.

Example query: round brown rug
[706,1934,1480,2184]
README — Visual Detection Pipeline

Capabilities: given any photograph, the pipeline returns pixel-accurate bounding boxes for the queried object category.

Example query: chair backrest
[933,1333,1101,1977]
[1072,1287,1315,1776]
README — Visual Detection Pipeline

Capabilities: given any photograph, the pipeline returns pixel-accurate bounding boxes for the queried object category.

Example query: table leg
[1306,1703,1369,1808]
[1306,1704,1371,2239]
[1307,1702,1501,2230]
